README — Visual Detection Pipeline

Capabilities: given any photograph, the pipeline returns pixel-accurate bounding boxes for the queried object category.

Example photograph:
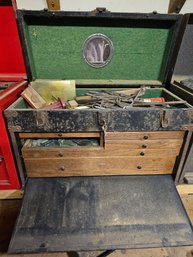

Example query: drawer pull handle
[140,152,145,156]
[137,165,142,170]
[143,135,149,140]
[58,153,63,157]
[142,144,148,148]
[60,166,65,171]
[58,133,63,137]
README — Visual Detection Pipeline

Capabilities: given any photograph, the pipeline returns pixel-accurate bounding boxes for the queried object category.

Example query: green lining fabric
[24,22,174,82]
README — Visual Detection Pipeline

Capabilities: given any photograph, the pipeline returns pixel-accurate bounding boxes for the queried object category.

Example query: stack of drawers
[21,131,185,177]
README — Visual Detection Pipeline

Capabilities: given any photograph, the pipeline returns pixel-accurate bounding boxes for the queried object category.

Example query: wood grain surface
[105,131,185,140]
[24,156,177,177]
[22,131,184,177]
[22,147,180,158]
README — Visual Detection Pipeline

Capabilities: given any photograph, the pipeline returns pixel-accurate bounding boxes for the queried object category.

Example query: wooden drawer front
[19,132,101,139]
[24,156,177,177]
[105,132,184,156]
[105,139,183,150]
[21,131,184,177]
[105,131,185,140]
[22,147,180,158]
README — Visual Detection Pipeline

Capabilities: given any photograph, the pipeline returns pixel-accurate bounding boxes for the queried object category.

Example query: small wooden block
[68,100,78,108]
[21,86,46,109]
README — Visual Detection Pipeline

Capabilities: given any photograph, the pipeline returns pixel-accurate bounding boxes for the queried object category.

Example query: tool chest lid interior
[17,10,184,85]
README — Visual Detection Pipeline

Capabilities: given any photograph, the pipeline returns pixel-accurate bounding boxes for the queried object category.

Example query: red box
[0,0,27,189]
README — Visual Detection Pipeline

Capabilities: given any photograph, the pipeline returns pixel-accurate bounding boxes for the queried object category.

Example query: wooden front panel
[24,156,177,177]
[19,132,101,139]
[22,147,180,158]
[20,131,184,140]
[105,139,183,150]
[105,131,185,140]
[21,131,185,177]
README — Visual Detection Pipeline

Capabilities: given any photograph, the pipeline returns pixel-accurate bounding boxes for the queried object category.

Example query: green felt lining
[14,98,30,109]
[22,17,174,82]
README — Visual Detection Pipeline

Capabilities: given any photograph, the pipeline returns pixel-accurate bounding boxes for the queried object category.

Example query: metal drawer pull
[137,165,142,169]
[60,166,65,171]
[58,153,63,157]
[142,144,148,148]
[0,155,4,162]
[140,152,145,156]
[143,135,149,140]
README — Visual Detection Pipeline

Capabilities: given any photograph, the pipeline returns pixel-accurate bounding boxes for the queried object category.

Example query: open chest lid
[0,1,26,81]
[9,175,193,253]
[17,10,185,86]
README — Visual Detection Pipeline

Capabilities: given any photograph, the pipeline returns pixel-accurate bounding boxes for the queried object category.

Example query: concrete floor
[0,247,193,257]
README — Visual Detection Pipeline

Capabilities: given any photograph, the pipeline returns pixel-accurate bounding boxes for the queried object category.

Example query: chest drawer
[21,131,185,177]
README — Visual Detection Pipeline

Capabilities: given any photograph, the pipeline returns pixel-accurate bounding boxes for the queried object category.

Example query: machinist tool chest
[0,0,26,189]
[6,9,193,254]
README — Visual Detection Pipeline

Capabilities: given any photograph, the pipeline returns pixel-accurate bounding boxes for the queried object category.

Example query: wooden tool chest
[5,9,193,255]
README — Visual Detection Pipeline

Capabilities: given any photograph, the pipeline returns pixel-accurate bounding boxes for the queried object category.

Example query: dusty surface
[0,193,193,257]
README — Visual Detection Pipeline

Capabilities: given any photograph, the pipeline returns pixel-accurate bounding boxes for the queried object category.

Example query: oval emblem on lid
[83,33,113,68]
